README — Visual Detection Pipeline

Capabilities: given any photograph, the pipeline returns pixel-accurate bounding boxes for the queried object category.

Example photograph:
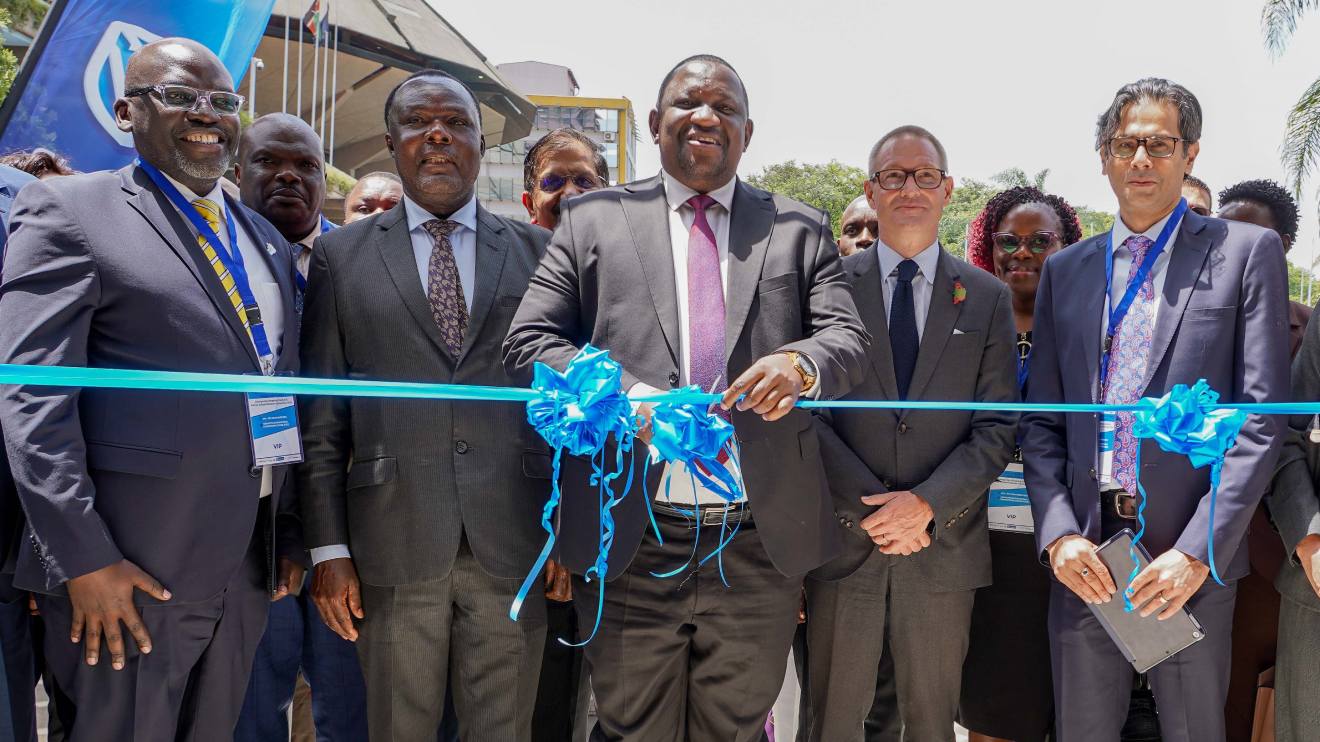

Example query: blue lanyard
[137,160,276,372]
[1098,198,1187,396]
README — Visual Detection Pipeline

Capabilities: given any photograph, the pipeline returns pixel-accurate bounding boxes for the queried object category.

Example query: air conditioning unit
[603,131,616,143]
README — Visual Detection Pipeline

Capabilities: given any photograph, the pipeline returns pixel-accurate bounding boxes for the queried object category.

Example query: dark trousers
[532,599,588,742]
[356,538,546,741]
[234,574,367,742]
[1274,593,1320,742]
[805,552,975,742]
[38,534,270,742]
[792,620,900,742]
[0,587,32,742]
[576,514,800,742]
[1048,580,1236,742]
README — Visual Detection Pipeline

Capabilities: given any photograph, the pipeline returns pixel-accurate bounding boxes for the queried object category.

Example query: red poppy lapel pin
[952,280,967,305]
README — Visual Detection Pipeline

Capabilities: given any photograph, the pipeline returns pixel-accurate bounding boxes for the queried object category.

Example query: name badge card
[246,393,303,466]
[988,462,1034,533]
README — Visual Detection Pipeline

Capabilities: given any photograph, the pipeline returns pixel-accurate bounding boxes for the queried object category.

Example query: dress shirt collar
[296,218,324,250]
[402,192,478,235]
[660,170,737,215]
[161,172,226,216]
[875,239,940,283]
[1112,204,1184,253]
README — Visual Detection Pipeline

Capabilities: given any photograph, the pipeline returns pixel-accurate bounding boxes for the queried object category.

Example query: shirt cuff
[310,545,351,565]
[627,382,665,413]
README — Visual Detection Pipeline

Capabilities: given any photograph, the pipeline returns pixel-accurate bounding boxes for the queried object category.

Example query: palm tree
[990,167,1050,190]
[1263,1,1320,202]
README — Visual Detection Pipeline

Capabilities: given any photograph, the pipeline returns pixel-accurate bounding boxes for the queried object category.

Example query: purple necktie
[422,219,468,357]
[686,194,725,398]
[1104,235,1156,494]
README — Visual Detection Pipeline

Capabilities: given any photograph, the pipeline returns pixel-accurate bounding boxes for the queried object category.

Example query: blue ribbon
[1127,380,1246,601]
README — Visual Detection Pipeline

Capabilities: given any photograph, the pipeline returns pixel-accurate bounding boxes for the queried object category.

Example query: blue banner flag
[0,0,277,173]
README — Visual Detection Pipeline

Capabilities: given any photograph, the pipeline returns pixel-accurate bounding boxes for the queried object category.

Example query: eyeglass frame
[868,167,948,191]
[123,84,246,115]
[1104,136,1185,159]
[991,231,1062,254]
[536,172,607,194]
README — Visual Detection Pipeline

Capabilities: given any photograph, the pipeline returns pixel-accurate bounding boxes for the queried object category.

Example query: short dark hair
[1218,178,1300,242]
[523,128,609,193]
[868,125,948,172]
[0,148,74,178]
[383,69,481,129]
[1183,173,1212,210]
[1095,78,1202,154]
[655,54,748,112]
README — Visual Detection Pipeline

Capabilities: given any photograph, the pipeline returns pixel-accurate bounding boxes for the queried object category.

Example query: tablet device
[1090,528,1206,673]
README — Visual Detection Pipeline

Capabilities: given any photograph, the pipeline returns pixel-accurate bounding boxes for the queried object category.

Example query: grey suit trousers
[37,530,268,742]
[1275,593,1320,742]
[805,552,975,742]
[356,538,546,742]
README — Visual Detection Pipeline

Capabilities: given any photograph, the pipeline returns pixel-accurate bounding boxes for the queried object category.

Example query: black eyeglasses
[870,168,946,191]
[537,173,605,193]
[1106,136,1183,159]
[992,231,1061,254]
[124,84,245,115]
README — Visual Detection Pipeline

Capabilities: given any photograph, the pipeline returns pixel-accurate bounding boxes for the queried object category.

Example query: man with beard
[505,54,869,741]
[233,113,367,742]
[343,172,403,225]
[299,69,553,740]
[0,38,304,740]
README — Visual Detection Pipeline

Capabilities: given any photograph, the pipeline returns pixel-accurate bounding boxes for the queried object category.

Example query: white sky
[434,0,1320,272]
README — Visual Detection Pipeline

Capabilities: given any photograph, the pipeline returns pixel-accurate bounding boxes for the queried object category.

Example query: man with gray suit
[298,69,552,741]
[0,39,304,741]
[1021,78,1289,742]
[803,126,1018,742]
[1265,310,1320,742]
[504,54,869,741]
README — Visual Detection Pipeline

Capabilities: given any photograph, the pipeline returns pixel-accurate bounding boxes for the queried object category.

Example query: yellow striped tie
[190,198,254,344]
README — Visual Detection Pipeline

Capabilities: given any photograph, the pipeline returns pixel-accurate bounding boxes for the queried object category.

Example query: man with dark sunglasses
[803,125,1017,740]
[0,38,303,740]
[1021,78,1289,742]
[521,127,609,229]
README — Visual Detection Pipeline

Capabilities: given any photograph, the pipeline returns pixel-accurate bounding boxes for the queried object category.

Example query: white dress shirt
[311,194,480,565]
[875,239,941,341]
[163,174,285,500]
[403,192,477,312]
[1104,207,1184,339]
[294,218,324,279]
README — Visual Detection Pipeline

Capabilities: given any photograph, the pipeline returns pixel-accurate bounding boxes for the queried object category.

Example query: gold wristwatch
[783,351,818,394]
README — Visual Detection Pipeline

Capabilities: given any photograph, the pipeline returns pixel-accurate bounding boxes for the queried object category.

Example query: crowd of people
[0,35,1317,742]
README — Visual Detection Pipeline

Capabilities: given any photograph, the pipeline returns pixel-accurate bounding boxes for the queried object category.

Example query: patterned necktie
[191,198,255,346]
[686,194,725,398]
[422,219,468,357]
[1104,235,1157,494]
[889,259,920,399]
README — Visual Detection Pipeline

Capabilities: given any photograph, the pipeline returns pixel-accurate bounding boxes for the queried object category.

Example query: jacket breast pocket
[757,272,798,295]
[1183,305,1234,321]
[346,456,397,490]
[522,451,553,479]
[85,441,182,480]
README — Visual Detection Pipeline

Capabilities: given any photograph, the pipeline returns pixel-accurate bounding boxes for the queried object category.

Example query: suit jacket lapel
[724,181,775,361]
[1141,216,1213,392]
[457,207,510,365]
[226,196,298,362]
[850,253,900,400]
[374,204,454,361]
[905,249,962,403]
[121,166,260,369]
[1077,239,1107,401]
[620,176,680,368]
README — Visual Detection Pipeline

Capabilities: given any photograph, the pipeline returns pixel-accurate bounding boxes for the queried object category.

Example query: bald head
[838,194,878,256]
[115,38,240,195]
[236,113,326,242]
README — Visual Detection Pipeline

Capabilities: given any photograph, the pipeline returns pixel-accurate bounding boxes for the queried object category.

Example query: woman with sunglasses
[959,186,1082,742]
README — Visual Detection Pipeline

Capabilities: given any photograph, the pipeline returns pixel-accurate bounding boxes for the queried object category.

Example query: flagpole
[296,16,304,117]
[281,16,289,113]
[319,13,330,143]
[329,20,339,168]
[309,17,320,126]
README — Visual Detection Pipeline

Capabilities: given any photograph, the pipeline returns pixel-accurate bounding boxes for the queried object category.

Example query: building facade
[478,62,638,222]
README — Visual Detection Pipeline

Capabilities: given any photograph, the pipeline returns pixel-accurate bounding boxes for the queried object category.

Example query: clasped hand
[860,491,933,556]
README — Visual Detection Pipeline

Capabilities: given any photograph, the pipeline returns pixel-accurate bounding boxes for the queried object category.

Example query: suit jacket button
[668,372,680,386]
[898,422,908,434]
[455,440,469,454]
[249,466,261,478]
[838,516,847,525]
[845,520,854,528]
[883,480,893,489]
[1089,467,1097,480]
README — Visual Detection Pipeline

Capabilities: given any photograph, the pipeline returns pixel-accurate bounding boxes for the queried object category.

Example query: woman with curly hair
[959,186,1081,742]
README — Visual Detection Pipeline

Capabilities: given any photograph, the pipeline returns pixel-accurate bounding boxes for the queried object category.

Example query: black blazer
[504,175,870,579]
[298,202,553,586]
[0,164,301,602]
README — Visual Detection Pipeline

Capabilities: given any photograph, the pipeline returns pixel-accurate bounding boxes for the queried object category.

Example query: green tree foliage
[745,160,867,237]
[0,7,19,106]
[1262,1,1320,227]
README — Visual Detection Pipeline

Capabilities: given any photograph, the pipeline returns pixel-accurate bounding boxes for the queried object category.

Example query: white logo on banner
[83,21,162,147]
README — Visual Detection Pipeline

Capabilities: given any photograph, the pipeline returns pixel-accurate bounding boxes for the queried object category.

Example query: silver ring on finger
[1080,567,1090,576]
